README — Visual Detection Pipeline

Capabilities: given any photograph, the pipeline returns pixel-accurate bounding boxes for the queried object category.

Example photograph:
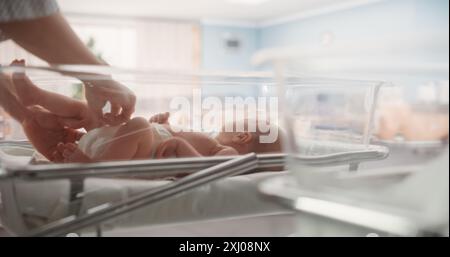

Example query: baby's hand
[54,142,91,163]
[149,112,170,124]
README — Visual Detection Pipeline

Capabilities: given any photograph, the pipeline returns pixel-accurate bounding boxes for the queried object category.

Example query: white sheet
[0,171,290,236]
[0,144,290,235]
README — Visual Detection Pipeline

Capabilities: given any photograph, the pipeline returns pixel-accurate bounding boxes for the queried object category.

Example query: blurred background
[0,0,449,237]
[0,0,448,71]
[0,0,449,139]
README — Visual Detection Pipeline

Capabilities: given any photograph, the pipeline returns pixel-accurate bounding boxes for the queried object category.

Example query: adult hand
[10,59,95,130]
[84,79,136,126]
[0,13,136,125]
[22,106,84,162]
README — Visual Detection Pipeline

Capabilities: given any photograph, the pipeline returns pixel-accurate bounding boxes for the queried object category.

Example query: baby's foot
[57,142,92,163]
[11,59,41,106]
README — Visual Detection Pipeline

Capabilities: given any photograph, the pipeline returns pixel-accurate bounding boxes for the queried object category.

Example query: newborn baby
[8,60,281,163]
[56,113,282,163]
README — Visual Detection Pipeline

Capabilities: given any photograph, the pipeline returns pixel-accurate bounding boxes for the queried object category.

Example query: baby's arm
[210,145,239,156]
[155,137,202,158]
[150,112,238,156]
[156,136,238,158]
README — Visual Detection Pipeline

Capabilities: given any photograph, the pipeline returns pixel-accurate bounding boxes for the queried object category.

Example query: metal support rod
[4,144,388,181]
[24,153,258,237]
[7,154,285,181]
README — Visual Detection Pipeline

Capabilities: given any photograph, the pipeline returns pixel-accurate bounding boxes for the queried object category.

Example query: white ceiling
[58,0,381,24]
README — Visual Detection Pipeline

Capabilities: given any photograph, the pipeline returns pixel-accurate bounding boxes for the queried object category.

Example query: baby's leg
[96,117,154,161]
[11,60,89,120]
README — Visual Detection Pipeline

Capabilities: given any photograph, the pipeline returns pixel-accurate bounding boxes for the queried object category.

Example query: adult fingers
[117,103,134,123]
[58,117,86,129]
[102,102,124,125]
[62,128,84,143]
[112,90,136,123]
[109,103,122,117]
[105,105,134,125]
[85,89,107,121]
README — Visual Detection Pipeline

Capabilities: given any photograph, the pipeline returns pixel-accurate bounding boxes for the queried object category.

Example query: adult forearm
[0,84,29,122]
[0,13,103,65]
[0,13,136,124]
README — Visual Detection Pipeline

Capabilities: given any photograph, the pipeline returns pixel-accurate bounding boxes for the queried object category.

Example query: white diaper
[78,125,121,159]
[149,123,172,157]
[78,123,172,159]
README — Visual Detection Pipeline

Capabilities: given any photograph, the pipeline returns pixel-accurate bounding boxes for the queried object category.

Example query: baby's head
[214,119,282,154]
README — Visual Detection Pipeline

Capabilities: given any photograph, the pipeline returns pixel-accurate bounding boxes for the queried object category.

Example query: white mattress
[1,145,448,236]
[0,170,291,236]
[0,144,291,235]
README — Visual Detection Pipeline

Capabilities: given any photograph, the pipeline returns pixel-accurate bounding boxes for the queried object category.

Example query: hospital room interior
[0,0,448,237]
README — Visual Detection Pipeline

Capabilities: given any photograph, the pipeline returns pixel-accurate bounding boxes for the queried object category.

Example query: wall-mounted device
[222,33,242,54]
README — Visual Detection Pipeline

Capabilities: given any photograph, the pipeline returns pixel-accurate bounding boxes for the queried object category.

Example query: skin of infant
[56,113,282,163]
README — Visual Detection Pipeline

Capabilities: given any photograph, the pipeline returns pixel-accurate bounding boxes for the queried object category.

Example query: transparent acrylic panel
[280,78,385,186]
[261,49,449,236]
[1,61,445,236]
[0,65,298,236]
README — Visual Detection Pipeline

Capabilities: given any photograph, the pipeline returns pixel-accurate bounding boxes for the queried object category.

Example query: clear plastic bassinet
[0,65,390,236]
[254,40,449,236]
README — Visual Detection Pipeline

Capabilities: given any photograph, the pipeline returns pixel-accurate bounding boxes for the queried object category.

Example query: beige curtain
[0,15,200,69]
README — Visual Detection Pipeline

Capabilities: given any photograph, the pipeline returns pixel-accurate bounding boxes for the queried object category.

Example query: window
[0,15,200,70]
[0,15,201,139]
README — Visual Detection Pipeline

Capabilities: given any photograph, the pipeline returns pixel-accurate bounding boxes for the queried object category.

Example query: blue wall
[201,0,449,71]
[259,0,445,48]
